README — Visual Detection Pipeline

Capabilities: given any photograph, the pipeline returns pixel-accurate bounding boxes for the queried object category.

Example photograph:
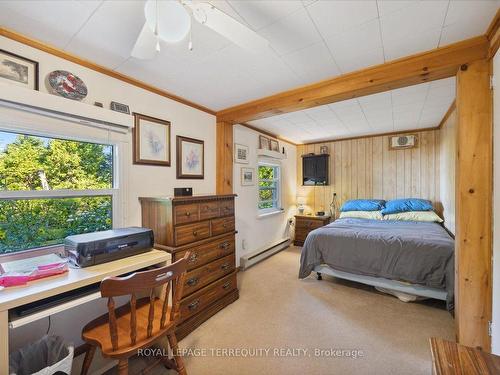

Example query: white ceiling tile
[444,1,498,28]
[391,84,429,106]
[335,46,385,74]
[383,27,442,61]
[65,0,146,68]
[358,91,392,110]
[380,0,448,60]
[209,1,249,26]
[0,0,103,48]
[228,0,304,30]
[306,0,378,36]
[259,8,322,55]
[377,1,419,17]
[282,42,340,82]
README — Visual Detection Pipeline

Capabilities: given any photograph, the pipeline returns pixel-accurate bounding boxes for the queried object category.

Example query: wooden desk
[430,337,500,374]
[0,249,170,375]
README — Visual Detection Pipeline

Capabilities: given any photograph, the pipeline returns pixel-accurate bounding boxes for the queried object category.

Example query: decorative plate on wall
[48,70,88,101]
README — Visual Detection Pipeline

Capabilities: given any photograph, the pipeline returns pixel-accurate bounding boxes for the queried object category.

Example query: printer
[65,227,154,267]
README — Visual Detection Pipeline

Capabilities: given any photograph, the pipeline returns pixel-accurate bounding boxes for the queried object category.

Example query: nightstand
[294,215,331,246]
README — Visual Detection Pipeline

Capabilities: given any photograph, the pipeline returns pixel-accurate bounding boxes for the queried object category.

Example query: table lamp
[297,197,306,214]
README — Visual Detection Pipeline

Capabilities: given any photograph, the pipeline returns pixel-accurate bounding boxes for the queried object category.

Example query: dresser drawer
[175,221,210,245]
[182,254,235,296]
[180,272,237,322]
[211,217,235,236]
[176,235,235,271]
[174,203,199,225]
[219,199,234,217]
[199,201,220,221]
[294,230,309,242]
[296,219,324,230]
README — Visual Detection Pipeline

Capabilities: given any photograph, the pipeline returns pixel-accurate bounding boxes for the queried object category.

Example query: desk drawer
[296,219,324,230]
[175,222,210,245]
[199,201,220,221]
[211,217,235,236]
[219,200,234,217]
[180,272,237,322]
[176,235,235,271]
[182,254,235,296]
[174,204,199,225]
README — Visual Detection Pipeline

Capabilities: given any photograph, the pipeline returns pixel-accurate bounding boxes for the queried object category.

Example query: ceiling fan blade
[187,2,269,51]
[131,23,158,59]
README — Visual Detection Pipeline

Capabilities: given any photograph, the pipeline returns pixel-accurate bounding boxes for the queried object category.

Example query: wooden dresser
[294,215,331,246]
[139,194,238,339]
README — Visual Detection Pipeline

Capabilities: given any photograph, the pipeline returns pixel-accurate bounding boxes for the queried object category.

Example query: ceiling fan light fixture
[144,0,191,43]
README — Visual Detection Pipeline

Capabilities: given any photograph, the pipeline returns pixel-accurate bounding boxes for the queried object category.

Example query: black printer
[65,227,154,267]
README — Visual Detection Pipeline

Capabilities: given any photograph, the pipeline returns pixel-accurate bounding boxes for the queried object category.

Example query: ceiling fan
[131,0,269,59]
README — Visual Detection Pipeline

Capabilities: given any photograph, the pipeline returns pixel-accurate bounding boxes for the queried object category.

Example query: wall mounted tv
[302,154,329,186]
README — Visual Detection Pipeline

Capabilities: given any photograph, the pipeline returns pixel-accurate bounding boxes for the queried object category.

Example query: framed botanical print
[133,113,171,166]
[177,136,204,179]
[0,50,38,90]
[259,135,270,150]
[234,143,249,164]
[241,167,254,186]
[270,139,279,152]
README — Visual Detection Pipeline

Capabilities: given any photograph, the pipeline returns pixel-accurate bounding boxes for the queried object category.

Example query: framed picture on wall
[133,113,171,166]
[270,139,279,152]
[259,135,270,150]
[241,167,255,186]
[177,135,204,179]
[0,49,38,90]
[234,143,249,164]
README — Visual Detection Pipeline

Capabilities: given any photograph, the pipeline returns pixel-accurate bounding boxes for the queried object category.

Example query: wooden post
[455,59,493,351]
[216,120,233,194]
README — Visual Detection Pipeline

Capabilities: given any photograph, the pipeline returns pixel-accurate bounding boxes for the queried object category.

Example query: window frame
[0,127,121,259]
[257,160,282,215]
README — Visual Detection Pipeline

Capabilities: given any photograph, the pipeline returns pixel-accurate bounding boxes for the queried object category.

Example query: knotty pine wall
[296,130,442,217]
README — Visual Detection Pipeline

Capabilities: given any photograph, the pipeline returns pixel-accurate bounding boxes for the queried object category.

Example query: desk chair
[81,253,190,375]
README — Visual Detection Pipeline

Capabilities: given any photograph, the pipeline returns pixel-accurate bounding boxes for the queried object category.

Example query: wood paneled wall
[439,109,457,234]
[296,130,441,215]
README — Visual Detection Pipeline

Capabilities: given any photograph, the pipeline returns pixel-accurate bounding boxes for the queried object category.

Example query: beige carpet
[111,246,455,375]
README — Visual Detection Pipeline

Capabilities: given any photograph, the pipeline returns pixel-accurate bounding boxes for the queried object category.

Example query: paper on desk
[0,253,65,273]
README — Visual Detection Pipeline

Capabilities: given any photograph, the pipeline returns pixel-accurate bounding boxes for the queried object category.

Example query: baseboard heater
[240,238,290,270]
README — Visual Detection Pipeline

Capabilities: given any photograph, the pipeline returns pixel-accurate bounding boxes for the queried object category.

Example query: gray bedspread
[298,218,455,310]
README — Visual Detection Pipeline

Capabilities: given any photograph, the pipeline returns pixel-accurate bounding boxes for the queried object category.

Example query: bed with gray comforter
[298,218,455,310]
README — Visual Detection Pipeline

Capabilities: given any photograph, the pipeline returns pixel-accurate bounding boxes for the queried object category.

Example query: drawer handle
[219,241,230,250]
[187,277,199,286]
[221,263,231,270]
[188,253,198,263]
[223,223,227,228]
[224,206,231,211]
[155,271,173,281]
[188,300,200,311]
[193,231,198,236]
[185,212,191,217]
[222,282,231,290]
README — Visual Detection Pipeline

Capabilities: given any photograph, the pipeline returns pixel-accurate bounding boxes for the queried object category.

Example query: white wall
[492,49,500,355]
[0,35,216,355]
[233,125,297,264]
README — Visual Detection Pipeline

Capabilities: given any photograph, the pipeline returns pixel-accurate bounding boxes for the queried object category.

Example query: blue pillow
[340,199,386,212]
[381,198,433,215]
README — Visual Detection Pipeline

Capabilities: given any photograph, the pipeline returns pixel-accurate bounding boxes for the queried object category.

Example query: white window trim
[0,125,123,252]
[257,159,282,216]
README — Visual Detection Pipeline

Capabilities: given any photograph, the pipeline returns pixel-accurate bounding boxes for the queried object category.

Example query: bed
[298,217,455,311]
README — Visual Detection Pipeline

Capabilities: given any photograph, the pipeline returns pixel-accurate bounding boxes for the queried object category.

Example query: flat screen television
[302,154,329,186]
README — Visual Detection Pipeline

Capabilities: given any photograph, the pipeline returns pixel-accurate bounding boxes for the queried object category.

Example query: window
[258,161,281,213]
[0,130,116,255]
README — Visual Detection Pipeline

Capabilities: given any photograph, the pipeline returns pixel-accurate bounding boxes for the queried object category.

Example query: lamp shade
[297,197,306,205]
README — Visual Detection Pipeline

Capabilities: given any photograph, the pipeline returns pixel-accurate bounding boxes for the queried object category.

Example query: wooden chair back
[100,253,189,351]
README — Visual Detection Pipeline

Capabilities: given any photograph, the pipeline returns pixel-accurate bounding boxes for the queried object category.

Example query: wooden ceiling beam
[217,36,489,124]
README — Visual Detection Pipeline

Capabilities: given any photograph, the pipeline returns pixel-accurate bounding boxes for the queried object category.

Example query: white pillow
[383,211,443,223]
[339,211,383,220]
